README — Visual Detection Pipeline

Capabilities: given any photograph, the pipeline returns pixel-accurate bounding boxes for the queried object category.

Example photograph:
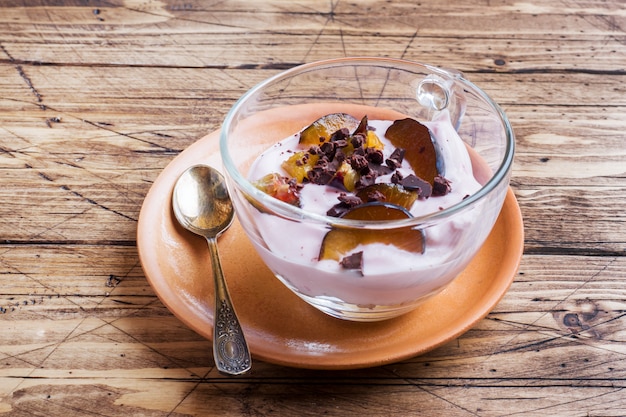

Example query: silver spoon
[172,164,251,376]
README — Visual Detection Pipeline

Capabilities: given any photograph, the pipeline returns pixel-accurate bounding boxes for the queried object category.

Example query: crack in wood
[61,186,137,222]
[81,119,179,153]
[16,65,43,104]
[1,239,137,246]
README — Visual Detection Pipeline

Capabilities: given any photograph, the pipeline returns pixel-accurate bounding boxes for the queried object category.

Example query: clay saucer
[137,128,524,370]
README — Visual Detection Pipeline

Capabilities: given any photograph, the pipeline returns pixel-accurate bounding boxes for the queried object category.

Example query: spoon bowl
[172,164,251,375]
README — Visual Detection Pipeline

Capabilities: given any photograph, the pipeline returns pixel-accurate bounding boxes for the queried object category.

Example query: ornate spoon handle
[207,237,251,375]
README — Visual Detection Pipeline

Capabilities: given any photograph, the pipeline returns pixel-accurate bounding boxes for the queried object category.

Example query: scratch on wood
[64,186,137,222]
[82,119,178,153]
[38,172,54,182]
[400,30,418,59]
[153,132,174,138]
[235,62,300,70]
[301,0,339,62]
[0,42,14,61]
[0,144,17,157]
[16,65,43,104]
[384,367,481,415]
[328,0,338,22]
[111,299,135,305]
[339,27,347,56]
[54,160,82,169]
[102,314,210,380]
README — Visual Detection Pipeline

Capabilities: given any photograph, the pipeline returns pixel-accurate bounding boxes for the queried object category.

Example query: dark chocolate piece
[432,175,452,196]
[365,148,384,164]
[400,174,433,198]
[308,165,334,185]
[349,153,369,173]
[362,189,386,203]
[368,164,392,176]
[326,193,363,217]
[340,251,363,273]
[333,139,349,148]
[385,147,406,170]
[319,141,335,158]
[351,133,365,148]
[390,171,403,184]
[330,128,350,142]
[355,173,376,190]
[337,193,363,207]
[327,205,349,217]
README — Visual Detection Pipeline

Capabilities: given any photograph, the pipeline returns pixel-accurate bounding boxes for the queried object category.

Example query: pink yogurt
[247,110,483,308]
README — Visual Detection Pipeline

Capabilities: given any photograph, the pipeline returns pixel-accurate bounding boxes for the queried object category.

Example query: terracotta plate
[137,130,524,370]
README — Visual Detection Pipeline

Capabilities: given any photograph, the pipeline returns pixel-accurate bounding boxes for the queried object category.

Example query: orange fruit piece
[335,161,360,192]
[299,113,360,146]
[252,173,300,206]
[281,151,320,183]
[385,118,438,185]
[355,183,418,210]
[319,202,425,261]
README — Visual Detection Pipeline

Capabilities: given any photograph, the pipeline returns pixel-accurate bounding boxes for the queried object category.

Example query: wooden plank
[2,34,624,74]
[0,1,623,73]
[1,252,625,414]
[2,68,624,251]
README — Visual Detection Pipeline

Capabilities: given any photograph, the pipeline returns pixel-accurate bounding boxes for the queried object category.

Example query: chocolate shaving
[385,147,406,170]
[333,139,349,148]
[368,164,392,177]
[326,205,349,217]
[327,193,363,217]
[308,164,334,185]
[340,251,363,273]
[349,153,369,173]
[432,175,452,196]
[361,189,386,203]
[330,128,350,142]
[295,153,310,166]
[334,149,347,163]
[355,173,376,190]
[338,193,363,207]
[390,171,403,184]
[319,141,335,157]
[399,174,432,198]
[365,148,384,164]
[351,133,365,148]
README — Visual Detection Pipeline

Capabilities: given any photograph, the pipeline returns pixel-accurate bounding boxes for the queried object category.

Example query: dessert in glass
[220,58,514,321]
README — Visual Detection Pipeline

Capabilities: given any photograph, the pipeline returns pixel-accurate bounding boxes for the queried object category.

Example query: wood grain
[1,0,625,415]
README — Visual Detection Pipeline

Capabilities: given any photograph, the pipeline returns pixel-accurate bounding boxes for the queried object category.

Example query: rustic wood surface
[1,0,625,415]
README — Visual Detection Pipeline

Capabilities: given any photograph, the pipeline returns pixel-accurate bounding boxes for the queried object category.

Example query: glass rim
[220,57,515,229]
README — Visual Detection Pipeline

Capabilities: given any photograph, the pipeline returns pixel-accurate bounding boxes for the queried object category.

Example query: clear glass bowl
[220,57,514,321]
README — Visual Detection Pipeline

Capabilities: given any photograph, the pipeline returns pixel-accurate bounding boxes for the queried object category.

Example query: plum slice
[299,113,360,146]
[355,183,418,211]
[385,118,438,185]
[319,202,425,262]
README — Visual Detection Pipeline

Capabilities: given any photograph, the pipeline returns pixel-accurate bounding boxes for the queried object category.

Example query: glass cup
[220,57,514,321]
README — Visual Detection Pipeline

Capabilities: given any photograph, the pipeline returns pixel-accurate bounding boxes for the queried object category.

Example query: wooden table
[1,1,624,415]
